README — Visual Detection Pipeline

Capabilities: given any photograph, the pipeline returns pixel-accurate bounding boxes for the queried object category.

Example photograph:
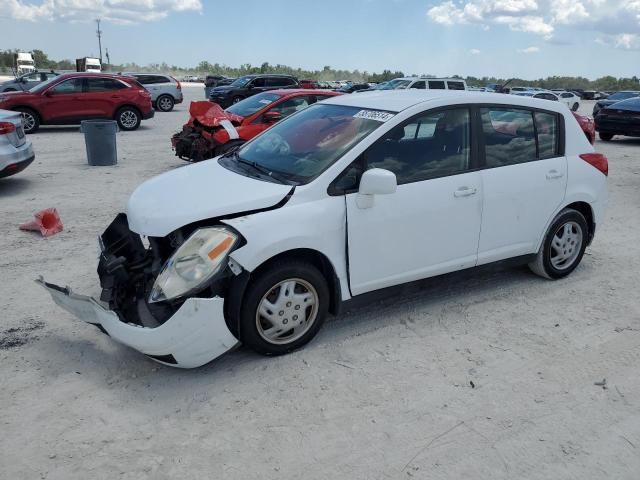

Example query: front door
[346,107,483,295]
[40,78,85,122]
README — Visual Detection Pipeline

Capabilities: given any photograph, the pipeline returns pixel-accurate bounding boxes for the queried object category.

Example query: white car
[381,77,467,91]
[514,90,581,111]
[40,90,608,368]
[0,109,34,178]
[557,91,581,111]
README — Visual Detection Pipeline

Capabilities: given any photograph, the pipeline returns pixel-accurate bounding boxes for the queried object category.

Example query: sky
[0,0,639,80]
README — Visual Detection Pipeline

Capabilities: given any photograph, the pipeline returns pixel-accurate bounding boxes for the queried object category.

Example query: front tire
[231,96,243,104]
[239,260,330,355]
[599,132,614,141]
[13,107,39,134]
[156,94,175,112]
[529,209,589,280]
[115,107,141,131]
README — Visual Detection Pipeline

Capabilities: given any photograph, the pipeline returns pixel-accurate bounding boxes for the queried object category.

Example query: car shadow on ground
[0,177,32,196]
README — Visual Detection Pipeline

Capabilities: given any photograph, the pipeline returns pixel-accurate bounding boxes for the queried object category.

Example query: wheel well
[565,201,595,242]
[115,104,142,118]
[13,106,41,121]
[250,249,342,315]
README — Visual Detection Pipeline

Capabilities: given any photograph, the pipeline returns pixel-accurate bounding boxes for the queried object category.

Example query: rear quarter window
[447,81,465,90]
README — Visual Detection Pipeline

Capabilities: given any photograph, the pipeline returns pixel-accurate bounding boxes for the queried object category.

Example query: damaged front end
[39,214,241,368]
[171,101,244,162]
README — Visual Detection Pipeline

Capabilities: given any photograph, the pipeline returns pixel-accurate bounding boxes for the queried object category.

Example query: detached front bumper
[38,278,240,368]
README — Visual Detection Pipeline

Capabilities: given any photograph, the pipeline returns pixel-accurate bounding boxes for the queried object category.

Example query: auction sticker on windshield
[353,110,395,122]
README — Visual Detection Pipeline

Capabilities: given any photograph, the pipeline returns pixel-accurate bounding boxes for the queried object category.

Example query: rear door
[39,78,85,122]
[84,77,130,118]
[477,107,567,264]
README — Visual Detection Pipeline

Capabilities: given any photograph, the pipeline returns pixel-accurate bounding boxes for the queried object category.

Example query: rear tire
[572,102,579,111]
[239,260,330,356]
[115,107,141,131]
[156,94,175,112]
[599,132,614,141]
[13,107,39,134]
[529,209,588,280]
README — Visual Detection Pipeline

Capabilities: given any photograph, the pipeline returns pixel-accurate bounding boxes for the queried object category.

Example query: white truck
[15,52,36,75]
[75,57,102,73]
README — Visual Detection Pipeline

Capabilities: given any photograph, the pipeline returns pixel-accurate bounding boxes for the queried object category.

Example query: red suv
[0,72,154,133]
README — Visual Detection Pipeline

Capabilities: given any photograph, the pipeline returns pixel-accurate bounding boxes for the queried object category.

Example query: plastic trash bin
[80,119,118,166]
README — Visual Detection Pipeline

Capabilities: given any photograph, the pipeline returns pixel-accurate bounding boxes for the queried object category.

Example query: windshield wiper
[227,150,290,184]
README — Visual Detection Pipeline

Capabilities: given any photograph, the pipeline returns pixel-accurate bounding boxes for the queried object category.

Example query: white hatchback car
[41,90,608,368]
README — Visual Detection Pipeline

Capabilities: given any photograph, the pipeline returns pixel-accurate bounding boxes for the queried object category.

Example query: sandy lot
[1,91,639,480]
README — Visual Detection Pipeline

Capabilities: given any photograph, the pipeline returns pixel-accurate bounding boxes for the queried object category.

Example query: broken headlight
[148,227,238,303]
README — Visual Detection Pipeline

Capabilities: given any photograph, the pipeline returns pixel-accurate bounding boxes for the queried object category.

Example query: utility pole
[96,19,103,65]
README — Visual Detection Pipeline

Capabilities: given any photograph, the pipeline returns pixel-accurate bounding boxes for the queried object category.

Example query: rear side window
[481,108,536,167]
[447,81,465,90]
[86,78,127,91]
[428,80,446,89]
[481,108,561,167]
[535,112,559,158]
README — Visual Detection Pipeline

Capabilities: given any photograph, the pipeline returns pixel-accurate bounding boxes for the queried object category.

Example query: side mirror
[246,83,254,90]
[357,168,397,208]
[43,90,54,97]
[263,110,282,123]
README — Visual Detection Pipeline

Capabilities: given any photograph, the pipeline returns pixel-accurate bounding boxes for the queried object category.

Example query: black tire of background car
[572,103,579,111]
[232,96,243,104]
[13,107,40,134]
[529,208,588,280]
[156,94,175,112]
[115,106,142,131]
[599,132,614,141]
[238,259,330,356]
[215,139,245,157]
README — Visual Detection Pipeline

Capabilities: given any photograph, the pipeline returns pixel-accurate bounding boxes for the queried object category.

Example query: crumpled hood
[127,159,292,237]
[189,101,243,127]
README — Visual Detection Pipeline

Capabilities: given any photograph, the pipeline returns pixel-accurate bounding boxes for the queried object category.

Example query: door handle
[546,170,564,180]
[454,186,477,198]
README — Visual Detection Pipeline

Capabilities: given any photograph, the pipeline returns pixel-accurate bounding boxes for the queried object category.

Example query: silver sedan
[0,109,35,178]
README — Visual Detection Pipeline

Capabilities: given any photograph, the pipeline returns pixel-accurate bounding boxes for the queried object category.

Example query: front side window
[269,96,311,116]
[410,81,426,89]
[230,104,388,184]
[364,108,471,184]
[251,78,266,88]
[51,78,83,94]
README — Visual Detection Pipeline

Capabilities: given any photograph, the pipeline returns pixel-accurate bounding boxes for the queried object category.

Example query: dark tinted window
[251,78,266,88]
[51,78,83,93]
[411,81,426,89]
[86,78,127,91]
[560,92,573,98]
[365,108,471,184]
[535,112,559,158]
[134,74,168,85]
[428,80,446,89]
[481,108,537,167]
[447,81,465,90]
[535,93,557,101]
[266,77,293,87]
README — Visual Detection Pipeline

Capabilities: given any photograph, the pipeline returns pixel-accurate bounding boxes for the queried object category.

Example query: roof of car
[319,89,570,113]
[268,88,341,96]
[54,72,130,79]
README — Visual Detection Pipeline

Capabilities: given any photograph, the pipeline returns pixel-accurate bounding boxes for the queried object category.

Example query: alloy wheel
[21,112,36,132]
[120,110,138,129]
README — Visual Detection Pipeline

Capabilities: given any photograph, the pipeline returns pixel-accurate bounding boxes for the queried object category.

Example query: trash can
[80,120,118,166]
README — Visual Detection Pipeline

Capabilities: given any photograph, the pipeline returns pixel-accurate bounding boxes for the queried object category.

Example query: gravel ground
[1,90,639,480]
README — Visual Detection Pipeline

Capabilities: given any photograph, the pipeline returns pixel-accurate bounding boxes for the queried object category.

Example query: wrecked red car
[572,111,595,145]
[172,89,341,162]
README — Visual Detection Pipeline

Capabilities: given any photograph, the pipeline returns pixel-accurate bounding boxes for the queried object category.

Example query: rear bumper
[142,109,155,120]
[38,277,240,368]
[0,152,34,178]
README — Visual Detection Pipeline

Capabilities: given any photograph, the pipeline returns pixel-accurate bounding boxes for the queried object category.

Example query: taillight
[0,122,16,135]
[171,76,181,90]
[580,153,608,176]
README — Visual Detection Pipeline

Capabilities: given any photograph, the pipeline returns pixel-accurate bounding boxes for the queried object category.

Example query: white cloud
[427,0,640,49]
[0,0,202,24]
[518,46,540,53]
[469,48,481,54]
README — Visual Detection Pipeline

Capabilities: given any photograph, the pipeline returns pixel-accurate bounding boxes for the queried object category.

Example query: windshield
[225,92,282,117]
[229,76,253,87]
[227,104,391,184]
[29,75,61,93]
[608,92,640,101]
[377,79,412,90]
